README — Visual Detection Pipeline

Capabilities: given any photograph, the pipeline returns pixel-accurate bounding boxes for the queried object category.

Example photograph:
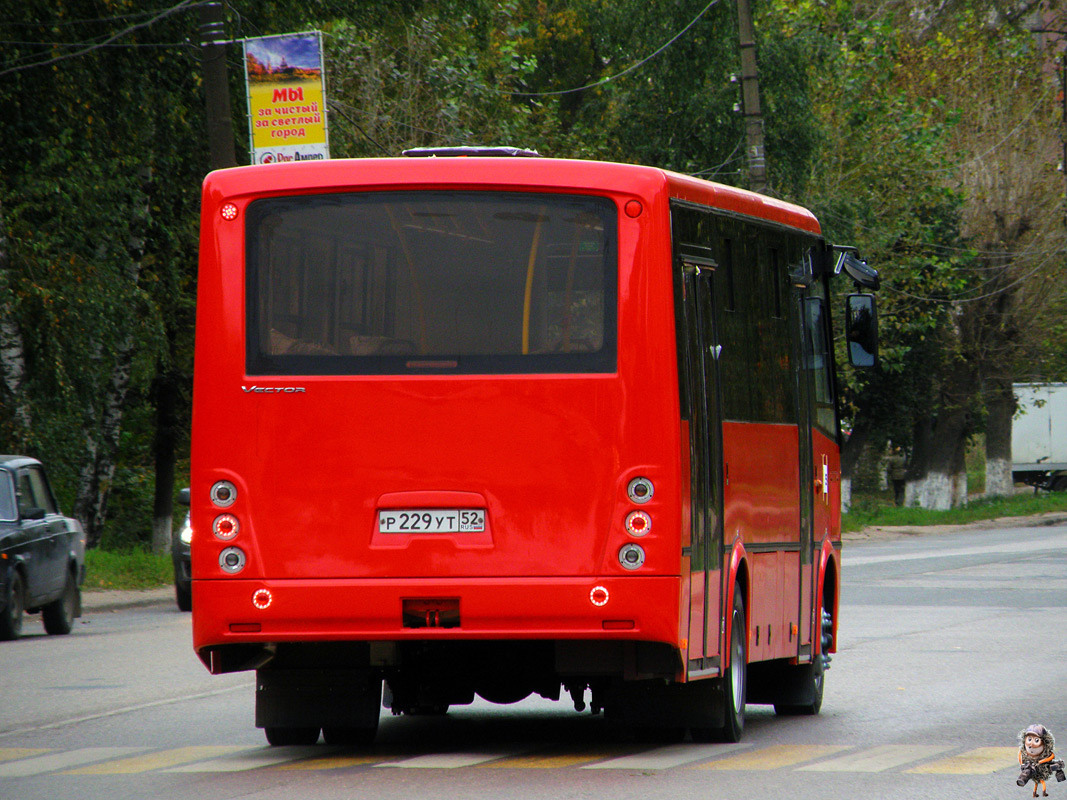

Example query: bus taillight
[618,543,646,570]
[219,546,246,574]
[210,480,237,507]
[626,477,654,504]
[625,510,651,536]
[212,514,239,540]
[220,203,239,221]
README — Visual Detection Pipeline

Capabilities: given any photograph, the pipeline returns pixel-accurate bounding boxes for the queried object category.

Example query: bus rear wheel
[775,606,830,716]
[264,727,320,746]
[692,589,746,742]
[719,590,747,741]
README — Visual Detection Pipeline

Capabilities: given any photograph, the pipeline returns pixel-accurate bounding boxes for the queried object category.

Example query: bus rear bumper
[192,576,682,660]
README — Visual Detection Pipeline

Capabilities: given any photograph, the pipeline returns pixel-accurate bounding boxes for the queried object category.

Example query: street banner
[243,31,329,164]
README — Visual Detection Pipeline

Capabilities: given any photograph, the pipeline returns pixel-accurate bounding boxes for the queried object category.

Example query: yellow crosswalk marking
[65,746,247,774]
[276,753,390,770]
[797,744,951,773]
[906,747,1018,774]
[696,744,851,770]
[2,740,1034,776]
[481,746,638,769]
[0,748,50,763]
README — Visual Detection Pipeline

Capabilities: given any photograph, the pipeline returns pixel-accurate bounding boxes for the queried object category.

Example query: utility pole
[736,0,767,193]
[199,0,237,170]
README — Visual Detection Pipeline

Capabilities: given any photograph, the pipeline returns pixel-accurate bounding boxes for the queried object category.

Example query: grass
[842,489,1067,532]
[83,548,173,591]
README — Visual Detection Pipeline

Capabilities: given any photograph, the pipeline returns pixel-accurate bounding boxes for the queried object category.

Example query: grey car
[0,455,86,639]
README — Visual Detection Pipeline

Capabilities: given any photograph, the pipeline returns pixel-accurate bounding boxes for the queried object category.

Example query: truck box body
[1012,383,1067,488]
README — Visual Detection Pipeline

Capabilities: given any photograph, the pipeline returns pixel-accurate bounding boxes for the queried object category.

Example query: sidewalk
[81,586,175,613]
[842,510,1067,542]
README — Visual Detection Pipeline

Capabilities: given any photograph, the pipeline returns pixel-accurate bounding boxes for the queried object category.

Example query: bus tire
[719,589,747,742]
[264,727,320,746]
[776,605,830,715]
[322,724,378,746]
[773,658,824,716]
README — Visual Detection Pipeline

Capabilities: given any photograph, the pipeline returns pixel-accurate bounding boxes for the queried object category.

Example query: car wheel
[175,582,192,612]
[0,570,25,641]
[43,570,79,635]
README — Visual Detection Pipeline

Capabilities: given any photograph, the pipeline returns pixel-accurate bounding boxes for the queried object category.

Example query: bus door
[793,260,835,657]
[678,252,724,675]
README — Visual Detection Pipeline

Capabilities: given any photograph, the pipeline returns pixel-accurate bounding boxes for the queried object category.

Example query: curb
[843,511,1067,542]
[81,586,175,613]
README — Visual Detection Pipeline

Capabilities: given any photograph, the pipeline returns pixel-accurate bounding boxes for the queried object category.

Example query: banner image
[243,31,329,165]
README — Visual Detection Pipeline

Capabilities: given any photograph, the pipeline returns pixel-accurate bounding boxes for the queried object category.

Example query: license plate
[378,509,485,533]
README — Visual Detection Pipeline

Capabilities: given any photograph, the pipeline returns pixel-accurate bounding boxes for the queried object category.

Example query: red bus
[190,149,877,746]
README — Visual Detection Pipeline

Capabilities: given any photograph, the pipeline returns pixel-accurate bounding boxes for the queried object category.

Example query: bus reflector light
[590,586,609,607]
[627,477,654,504]
[625,510,651,536]
[602,620,634,630]
[212,514,239,540]
[219,547,246,574]
[230,623,261,633]
[252,589,273,609]
[220,203,238,221]
[210,480,237,508]
[619,543,645,570]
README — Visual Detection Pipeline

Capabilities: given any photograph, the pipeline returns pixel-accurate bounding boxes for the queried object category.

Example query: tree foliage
[1,0,1065,542]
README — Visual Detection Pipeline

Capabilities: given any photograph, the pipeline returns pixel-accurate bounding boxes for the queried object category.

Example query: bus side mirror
[178,487,191,506]
[845,294,878,368]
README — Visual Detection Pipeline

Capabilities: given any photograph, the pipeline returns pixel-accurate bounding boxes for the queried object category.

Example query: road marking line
[906,747,1018,774]
[376,751,520,769]
[65,746,246,774]
[165,747,320,772]
[0,747,148,777]
[581,743,748,770]
[480,746,638,769]
[277,753,394,770]
[797,744,951,773]
[0,748,50,763]
[695,744,851,770]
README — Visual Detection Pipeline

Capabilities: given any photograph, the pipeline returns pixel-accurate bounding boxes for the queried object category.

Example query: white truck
[1012,383,1067,491]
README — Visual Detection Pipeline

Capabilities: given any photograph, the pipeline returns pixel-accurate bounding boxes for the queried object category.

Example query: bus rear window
[245,191,617,375]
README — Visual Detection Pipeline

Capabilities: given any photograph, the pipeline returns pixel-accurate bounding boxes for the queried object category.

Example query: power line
[325,100,391,156]
[501,0,723,97]
[0,0,203,78]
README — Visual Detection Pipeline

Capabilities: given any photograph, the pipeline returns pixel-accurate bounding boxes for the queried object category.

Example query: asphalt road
[1,520,1065,800]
